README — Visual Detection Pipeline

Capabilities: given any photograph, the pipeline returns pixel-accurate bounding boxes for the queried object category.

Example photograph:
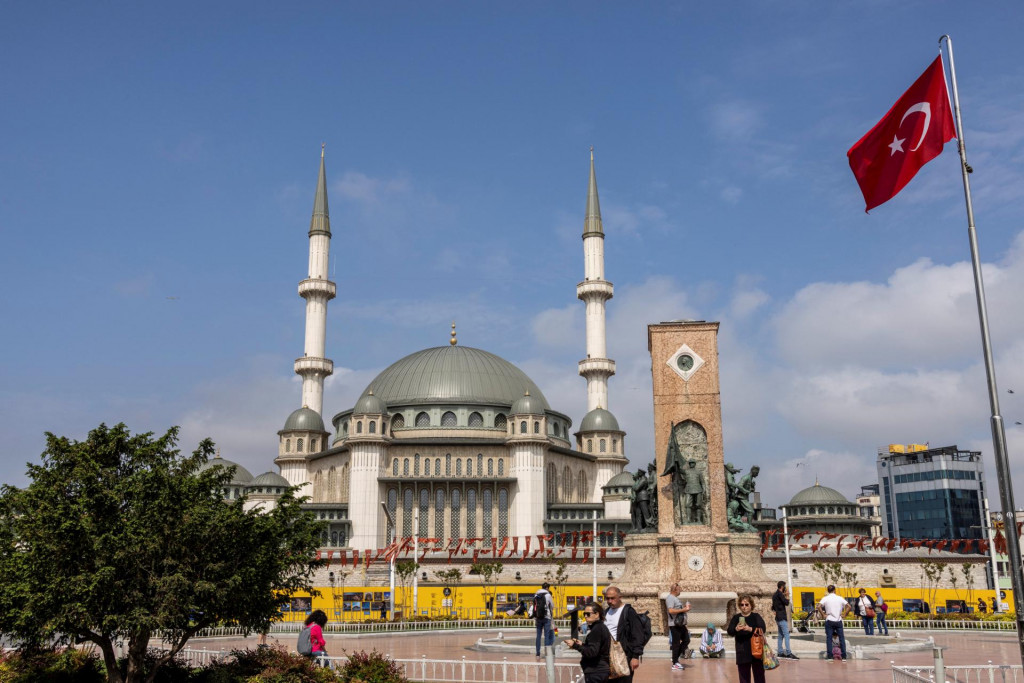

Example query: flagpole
[941,34,1024,662]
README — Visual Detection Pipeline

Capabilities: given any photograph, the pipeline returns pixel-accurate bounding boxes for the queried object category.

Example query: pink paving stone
[190,630,1023,682]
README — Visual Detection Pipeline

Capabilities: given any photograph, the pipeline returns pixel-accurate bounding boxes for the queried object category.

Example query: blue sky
[3,2,1024,512]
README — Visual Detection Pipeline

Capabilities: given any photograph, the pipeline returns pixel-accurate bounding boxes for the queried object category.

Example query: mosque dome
[511,391,545,415]
[251,471,290,489]
[356,345,550,410]
[198,454,254,486]
[352,391,388,415]
[605,470,635,488]
[283,407,326,432]
[579,407,620,432]
[787,483,852,506]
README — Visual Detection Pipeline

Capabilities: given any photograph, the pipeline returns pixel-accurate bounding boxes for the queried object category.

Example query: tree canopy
[0,423,324,683]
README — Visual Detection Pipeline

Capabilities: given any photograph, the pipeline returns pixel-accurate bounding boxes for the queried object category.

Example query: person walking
[727,595,767,683]
[817,585,851,661]
[565,602,611,683]
[874,591,890,635]
[533,582,555,659]
[771,580,797,659]
[603,586,646,683]
[665,583,691,670]
[853,588,876,635]
[699,622,725,658]
[301,609,329,666]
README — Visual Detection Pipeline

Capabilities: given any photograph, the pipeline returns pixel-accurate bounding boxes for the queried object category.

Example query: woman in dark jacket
[565,602,611,682]
[727,595,767,683]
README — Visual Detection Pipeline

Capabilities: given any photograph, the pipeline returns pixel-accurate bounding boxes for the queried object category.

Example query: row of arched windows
[392,486,508,541]
[283,437,319,453]
[399,411,506,429]
[545,463,590,504]
[312,463,350,503]
[391,454,505,478]
[788,505,858,516]
[584,438,618,454]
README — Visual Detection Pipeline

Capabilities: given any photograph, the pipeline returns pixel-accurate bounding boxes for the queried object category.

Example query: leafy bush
[0,648,105,683]
[336,650,407,683]
[194,646,336,683]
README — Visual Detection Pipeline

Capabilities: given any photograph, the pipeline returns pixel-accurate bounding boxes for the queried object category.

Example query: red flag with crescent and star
[848,55,956,212]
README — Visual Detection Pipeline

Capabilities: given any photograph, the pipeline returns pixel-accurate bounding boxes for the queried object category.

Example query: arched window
[818,507,825,515]
[520,421,527,434]
[310,438,318,452]
[434,460,441,476]
[331,531,338,546]
[546,463,558,504]
[340,463,350,503]
[600,439,606,453]
[285,439,291,453]
[466,458,473,476]
[435,489,446,539]
[477,454,483,474]
[369,421,376,434]
[494,414,507,430]
[392,458,399,476]
[327,467,337,502]
[482,489,493,540]
[469,412,483,427]
[534,421,540,434]
[466,489,477,537]
[416,412,430,427]
[419,489,429,537]
[446,454,452,476]
[451,489,461,538]
[498,488,509,539]
[442,411,457,427]
[297,438,304,452]
[403,458,409,476]
[392,414,405,429]
[587,439,593,452]
[313,470,323,500]
[456,459,462,476]
[563,466,572,503]
[487,459,494,476]
[578,471,588,502]
[498,459,504,476]
[403,489,413,537]
[420,457,426,476]
[387,489,398,543]
[342,422,349,435]
[828,506,835,515]
[356,422,362,434]
[612,439,618,452]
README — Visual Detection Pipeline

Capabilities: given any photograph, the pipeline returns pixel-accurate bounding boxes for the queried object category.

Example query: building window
[600,439,606,453]
[420,457,426,476]
[392,459,399,476]
[446,454,452,476]
[434,460,441,476]
[387,489,398,544]
[578,471,588,501]
[612,439,618,452]
[494,413,507,430]
[356,422,362,434]
[498,459,504,476]
[469,412,483,427]
[369,421,376,434]
[488,459,494,476]
[483,489,493,540]
[466,489,477,537]
[587,439,593,452]
[456,459,462,476]
[498,488,508,539]
[477,454,483,473]
[467,458,473,476]
[416,412,430,427]
[297,438,304,452]
[546,463,557,504]
[520,421,527,434]
[403,489,413,537]
[534,421,540,434]
[342,422,349,435]
[392,414,405,429]
[419,489,429,538]
[403,458,409,476]
[310,438,318,452]
[442,411,457,427]
[285,439,291,453]
[435,489,446,539]
[451,488,461,538]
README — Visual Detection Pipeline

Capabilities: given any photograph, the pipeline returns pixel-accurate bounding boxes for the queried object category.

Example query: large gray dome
[787,483,851,506]
[358,346,550,410]
[198,455,254,486]
[283,407,325,432]
[579,407,620,432]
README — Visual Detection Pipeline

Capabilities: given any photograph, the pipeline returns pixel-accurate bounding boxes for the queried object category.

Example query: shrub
[194,646,336,683]
[336,650,407,683]
[0,648,105,683]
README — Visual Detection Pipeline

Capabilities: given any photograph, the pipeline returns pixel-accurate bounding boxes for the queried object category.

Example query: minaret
[577,148,616,412]
[294,144,337,416]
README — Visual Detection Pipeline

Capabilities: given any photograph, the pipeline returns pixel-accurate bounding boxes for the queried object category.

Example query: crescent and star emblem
[888,102,932,156]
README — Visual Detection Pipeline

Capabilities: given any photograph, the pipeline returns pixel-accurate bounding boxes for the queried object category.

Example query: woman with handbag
[727,595,767,683]
[853,588,877,635]
[565,602,611,683]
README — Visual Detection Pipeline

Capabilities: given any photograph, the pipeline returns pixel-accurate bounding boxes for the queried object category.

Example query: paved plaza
[193,628,1023,682]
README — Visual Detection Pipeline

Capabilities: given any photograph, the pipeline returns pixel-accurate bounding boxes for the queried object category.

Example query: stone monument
[618,320,775,631]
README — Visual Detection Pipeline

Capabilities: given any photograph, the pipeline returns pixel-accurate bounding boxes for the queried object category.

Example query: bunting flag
[600,548,607,559]
[315,551,322,561]
[582,549,590,563]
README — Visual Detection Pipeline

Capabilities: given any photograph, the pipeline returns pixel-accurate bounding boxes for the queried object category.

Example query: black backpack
[636,609,653,646]
[533,592,548,621]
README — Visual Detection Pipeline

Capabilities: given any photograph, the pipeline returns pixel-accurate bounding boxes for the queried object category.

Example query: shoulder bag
[750,627,764,658]
[761,637,780,671]
[608,640,630,679]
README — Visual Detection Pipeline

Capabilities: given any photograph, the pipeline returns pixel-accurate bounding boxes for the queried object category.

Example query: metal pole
[942,34,1024,662]
[933,645,945,683]
[413,508,419,617]
[983,497,1002,612]
[592,518,598,603]
[782,508,794,622]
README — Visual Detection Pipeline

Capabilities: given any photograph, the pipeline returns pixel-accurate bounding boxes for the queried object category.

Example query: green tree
[919,560,943,612]
[961,562,976,606]
[395,560,420,620]
[470,561,504,617]
[543,557,571,613]
[434,568,463,617]
[811,561,844,590]
[947,565,960,601]
[841,570,859,598]
[0,423,323,683]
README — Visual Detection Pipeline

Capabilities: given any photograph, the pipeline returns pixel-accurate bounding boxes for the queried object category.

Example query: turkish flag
[848,56,956,211]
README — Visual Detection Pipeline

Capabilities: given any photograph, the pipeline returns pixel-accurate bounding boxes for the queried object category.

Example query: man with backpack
[532,582,555,659]
[603,586,650,682]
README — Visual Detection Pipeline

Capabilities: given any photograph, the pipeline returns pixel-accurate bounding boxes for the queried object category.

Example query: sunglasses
[583,611,597,616]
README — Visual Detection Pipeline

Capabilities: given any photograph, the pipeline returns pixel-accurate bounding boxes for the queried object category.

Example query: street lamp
[380,501,396,621]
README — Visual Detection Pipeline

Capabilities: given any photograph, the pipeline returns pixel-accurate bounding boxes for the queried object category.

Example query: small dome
[251,471,290,489]
[604,471,635,488]
[511,391,544,415]
[579,407,620,432]
[283,407,325,432]
[198,455,254,486]
[353,391,388,415]
[787,483,852,506]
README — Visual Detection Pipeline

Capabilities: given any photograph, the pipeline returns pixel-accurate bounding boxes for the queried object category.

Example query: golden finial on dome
[450,321,457,346]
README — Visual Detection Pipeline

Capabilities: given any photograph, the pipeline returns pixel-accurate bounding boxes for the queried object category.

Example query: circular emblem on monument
[676,354,694,372]
[687,555,705,572]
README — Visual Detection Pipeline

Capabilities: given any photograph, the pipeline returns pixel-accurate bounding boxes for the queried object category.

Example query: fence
[184,618,570,639]
[808,618,1017,632]
[892,664,1024,683]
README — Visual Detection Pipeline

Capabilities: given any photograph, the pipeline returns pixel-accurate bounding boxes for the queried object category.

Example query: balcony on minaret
[576,279,613,301]
[297,278,337,300]
[293,356,334,375]
[577,357,616,377]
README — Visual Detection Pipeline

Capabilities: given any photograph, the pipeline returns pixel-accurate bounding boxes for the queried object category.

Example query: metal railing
[893,664,1024,683]
[806,618,1017,632]
[323,655,581,682]
[184,618,570,639]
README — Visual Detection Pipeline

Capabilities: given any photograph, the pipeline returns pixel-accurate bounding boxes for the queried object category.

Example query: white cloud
[532,305,582,350]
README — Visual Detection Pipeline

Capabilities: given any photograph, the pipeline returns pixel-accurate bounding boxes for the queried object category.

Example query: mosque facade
[211,147,634,554]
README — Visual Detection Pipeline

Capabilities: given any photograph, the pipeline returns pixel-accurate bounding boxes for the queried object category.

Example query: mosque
[209,147,636,555]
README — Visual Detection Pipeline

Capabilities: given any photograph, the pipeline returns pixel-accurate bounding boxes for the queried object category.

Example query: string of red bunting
[759,523,1023,557]
[314,531,627,571]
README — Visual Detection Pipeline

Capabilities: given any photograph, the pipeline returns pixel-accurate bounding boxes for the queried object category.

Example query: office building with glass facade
[877,444,987,541]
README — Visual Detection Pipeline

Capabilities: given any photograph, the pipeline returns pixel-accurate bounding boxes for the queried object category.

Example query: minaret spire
[294,146,337,416]
[577,148,615,412]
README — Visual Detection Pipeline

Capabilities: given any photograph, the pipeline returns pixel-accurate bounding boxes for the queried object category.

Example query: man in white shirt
[817,584,851,661]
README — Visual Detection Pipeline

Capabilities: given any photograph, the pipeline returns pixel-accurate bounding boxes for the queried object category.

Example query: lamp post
[380,501,396,621]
